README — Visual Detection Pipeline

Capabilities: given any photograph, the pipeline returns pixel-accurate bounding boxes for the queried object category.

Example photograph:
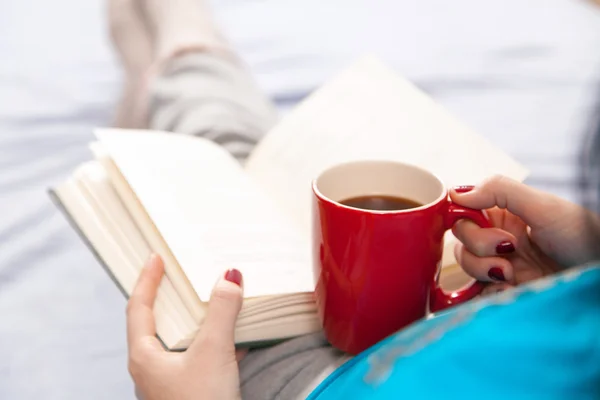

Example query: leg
[239,333,347,400]
[148,52,277,162]
[109,0,277,162]
[108,0,153,128]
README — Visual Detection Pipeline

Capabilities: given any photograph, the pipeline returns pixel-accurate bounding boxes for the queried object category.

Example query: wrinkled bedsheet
[1,0,599,398]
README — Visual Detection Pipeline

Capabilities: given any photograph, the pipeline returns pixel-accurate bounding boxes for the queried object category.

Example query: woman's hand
[451,176,600,293]
[127,254,244,400]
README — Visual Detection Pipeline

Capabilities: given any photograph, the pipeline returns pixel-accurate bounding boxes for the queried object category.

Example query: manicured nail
[224,268,243,286]
[453,185,475,193]
[488,267,506,282]
[496,241,515,255]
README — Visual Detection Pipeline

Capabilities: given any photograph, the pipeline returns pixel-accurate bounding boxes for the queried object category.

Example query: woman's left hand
[450,176,600,295]
[127,254,245,400]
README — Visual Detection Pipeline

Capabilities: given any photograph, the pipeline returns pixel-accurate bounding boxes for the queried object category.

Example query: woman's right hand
[450,176,600,293]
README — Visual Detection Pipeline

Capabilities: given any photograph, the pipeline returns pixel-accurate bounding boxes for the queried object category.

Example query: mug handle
[429,202,492,313]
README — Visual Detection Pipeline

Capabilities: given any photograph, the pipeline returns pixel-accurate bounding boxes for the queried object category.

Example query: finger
[452,219,517,257]
[450,176,562,229]
[454,243,515,284]
[189,268,244,354]
[127,253,164,346]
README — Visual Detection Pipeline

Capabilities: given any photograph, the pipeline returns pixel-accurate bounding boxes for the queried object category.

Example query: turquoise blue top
[308,265,600,400]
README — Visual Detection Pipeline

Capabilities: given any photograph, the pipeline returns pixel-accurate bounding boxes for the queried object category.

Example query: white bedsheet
[1,0,599,398]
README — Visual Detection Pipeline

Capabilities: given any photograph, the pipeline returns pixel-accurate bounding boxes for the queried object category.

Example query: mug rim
[312,160,447,215]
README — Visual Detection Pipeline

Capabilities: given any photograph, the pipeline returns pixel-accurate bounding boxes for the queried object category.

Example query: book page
[245,57,529,241]
[95,129,312,301]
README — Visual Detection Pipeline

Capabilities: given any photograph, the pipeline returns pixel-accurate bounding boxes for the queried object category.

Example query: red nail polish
[488,267,506,282]
[453,185,475,193]
[224,268,243,286]
[496,241,515,255]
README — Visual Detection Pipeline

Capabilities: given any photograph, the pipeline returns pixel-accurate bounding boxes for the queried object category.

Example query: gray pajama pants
[148,53,344,399]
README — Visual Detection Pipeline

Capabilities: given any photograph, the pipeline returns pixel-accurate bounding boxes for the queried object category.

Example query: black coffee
[340,195,422,211]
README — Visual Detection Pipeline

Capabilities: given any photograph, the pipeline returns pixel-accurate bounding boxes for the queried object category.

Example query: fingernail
[224,268,243,287]
[453,185,475,193]
[496,241,515,255]
[145,253,158,269]
[488,267,506,282]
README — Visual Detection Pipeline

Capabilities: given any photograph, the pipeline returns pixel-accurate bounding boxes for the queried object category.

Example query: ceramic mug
[312,160,489,354]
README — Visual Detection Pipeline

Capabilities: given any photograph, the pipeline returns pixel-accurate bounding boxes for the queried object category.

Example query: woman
[110,0,600,398]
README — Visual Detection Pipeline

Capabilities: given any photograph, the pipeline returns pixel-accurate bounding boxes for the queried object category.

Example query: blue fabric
[308,266,600,400]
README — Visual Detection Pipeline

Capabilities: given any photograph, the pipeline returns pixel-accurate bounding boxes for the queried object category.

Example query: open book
[50,57,528,350]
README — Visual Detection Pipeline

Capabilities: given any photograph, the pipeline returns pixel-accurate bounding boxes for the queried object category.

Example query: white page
[246,56,529,239]
[96,129,312,301]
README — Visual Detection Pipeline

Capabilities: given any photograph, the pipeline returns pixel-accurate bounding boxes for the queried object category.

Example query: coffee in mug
[339,194,422,211]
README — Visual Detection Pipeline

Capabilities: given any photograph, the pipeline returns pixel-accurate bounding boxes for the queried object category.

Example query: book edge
[47,187,172,351]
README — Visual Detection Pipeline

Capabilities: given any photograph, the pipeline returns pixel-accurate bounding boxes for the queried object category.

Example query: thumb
[191,269,243,352]
[450,175,561,229]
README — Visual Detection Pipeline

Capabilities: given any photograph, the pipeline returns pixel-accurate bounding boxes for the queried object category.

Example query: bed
[1,0,599,398]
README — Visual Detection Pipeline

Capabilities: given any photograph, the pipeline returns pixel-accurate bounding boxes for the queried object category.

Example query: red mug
[312,160,490,354]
